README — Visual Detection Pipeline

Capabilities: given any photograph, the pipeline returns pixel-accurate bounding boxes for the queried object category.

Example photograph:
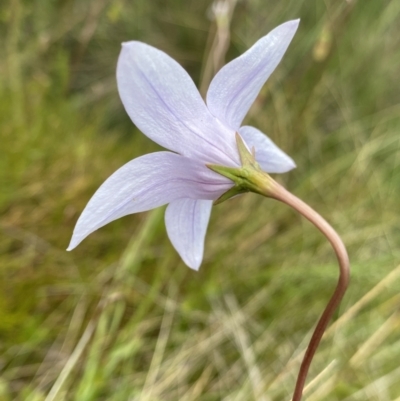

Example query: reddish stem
[265,180,350,401]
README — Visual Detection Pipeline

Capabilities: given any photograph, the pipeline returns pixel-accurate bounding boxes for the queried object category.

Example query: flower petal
[165,198,213,270]
[67,152,232,250]
[117,42,239,166]
[239,126,296,173]
[207,20,299,131]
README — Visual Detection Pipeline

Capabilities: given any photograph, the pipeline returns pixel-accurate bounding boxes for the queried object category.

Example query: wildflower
[67,20,299,270]
[67,19,350,401]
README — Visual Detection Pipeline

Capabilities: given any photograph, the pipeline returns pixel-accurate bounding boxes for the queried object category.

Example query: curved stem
[264,179,350,401]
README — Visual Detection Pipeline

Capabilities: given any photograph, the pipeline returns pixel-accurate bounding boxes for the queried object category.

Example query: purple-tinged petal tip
[207,19,300,131]
[165,198,213,270]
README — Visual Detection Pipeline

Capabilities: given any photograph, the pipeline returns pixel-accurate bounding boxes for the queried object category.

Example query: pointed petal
[117,42,239,166]
[68,152,232,250]
[207,20,299,130]
[239,126,296,173]
[165,198,213,270]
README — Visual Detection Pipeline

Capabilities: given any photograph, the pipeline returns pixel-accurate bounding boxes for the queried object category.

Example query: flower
[67,20,299,270]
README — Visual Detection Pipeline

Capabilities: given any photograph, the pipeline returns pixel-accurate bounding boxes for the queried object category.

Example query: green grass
[1,0,400,400]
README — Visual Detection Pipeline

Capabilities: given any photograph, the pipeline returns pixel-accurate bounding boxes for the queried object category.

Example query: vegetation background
[1,0,400,400]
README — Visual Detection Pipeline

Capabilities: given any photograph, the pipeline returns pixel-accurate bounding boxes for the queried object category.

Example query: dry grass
[1,0,400,400]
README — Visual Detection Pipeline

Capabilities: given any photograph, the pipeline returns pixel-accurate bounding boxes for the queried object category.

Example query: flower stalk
[209,133,350,401]
[265,179,349,401]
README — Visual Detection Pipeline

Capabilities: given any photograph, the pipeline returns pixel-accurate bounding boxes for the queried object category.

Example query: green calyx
[207,133,275,205]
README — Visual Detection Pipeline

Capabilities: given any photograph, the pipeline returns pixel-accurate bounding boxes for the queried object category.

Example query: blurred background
[1,0,400,400]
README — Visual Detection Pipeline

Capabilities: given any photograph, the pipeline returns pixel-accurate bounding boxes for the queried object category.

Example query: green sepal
[206,164,244,183]
[207,133,275,205]
[212,186,248,205]
[235,132,257,167]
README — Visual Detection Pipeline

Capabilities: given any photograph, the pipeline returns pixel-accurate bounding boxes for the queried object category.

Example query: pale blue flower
[68,20,299,270]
